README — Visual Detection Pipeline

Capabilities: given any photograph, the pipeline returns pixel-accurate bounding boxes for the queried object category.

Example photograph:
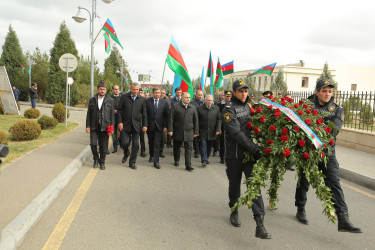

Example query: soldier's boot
[254,215,271,239]
[337,212,362,233]
[296,206,309,224]
[230,209,241,227]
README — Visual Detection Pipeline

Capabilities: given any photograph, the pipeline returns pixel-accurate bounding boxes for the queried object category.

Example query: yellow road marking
[342,182,375,199]
[42,168,98,250]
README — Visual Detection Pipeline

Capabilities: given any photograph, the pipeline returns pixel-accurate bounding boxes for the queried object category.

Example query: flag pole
[161,58,167,84]
[93,22,104,44]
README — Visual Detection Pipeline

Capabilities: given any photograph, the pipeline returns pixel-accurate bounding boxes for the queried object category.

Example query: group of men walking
[86,79,361,239]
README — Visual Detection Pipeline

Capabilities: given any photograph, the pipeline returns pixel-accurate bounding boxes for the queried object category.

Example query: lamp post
[72,0,113,97]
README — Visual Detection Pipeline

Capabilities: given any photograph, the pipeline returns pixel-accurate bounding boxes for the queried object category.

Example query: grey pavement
[0,103,374,249]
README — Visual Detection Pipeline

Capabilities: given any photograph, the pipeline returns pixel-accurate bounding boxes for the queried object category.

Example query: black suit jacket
[197,104,221,140]
[117,92,147,132]
[145,97,169,132]
[170,96,181,106]
[168,102,198,142]
[86,94,115,131]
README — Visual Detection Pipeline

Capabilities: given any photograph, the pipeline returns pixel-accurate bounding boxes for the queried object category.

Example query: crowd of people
[85,79,361,239]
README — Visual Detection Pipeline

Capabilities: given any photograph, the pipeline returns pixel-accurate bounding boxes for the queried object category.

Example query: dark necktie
[154,99,158,112]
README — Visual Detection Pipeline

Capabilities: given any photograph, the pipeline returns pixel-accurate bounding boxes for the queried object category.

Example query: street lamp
[72,0,113,97]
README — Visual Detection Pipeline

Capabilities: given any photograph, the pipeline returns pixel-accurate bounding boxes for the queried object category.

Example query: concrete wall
[336,128,375,154]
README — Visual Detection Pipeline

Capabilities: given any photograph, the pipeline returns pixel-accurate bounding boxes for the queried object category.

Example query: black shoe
[296,207,309,225]
[99,163,106,170]
[213,151,217,157]
[112,147,117,153]
[201,163,207,167]
[174,161,179,167]
[206,161,210,165]
[160,153,165,158]
[122,151,130,163]
[337,212,362,233]
[140,151,146,157]
[254,215,271,239]
[129,163,137,170]
[149,157,154,163]
[93,160,99,168]
[186,166,194,172]
[220,159,225,164]
[106,150,110,155]
[230,209,241,227]
[167,143,172,148]
[154,163,161,169]
[194,153,199,158]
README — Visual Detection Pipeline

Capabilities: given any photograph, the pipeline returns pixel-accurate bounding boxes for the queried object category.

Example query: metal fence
[256,91,375,133]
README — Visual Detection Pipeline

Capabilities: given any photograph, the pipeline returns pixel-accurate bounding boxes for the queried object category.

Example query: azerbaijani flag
[125,73,129,84]
[206,52,214,95]
[102,18,123,49]
[222,61,234,75]
[214,58,224,88]
[172,74,185,97]
[21,65,25,74]
[104,32,111,54]
[166,37,193,98]
[247,62,276,79]
[200,67,204,92]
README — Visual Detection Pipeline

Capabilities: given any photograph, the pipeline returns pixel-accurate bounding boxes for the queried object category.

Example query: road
[20,145,375,250]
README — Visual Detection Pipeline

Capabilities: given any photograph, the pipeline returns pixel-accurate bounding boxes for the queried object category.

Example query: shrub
[52,102,70,123]
[38,115,59,130]
[24,108,41,119]
[0,103,3,114]
[9,120,42,141]
[0,130,8,144]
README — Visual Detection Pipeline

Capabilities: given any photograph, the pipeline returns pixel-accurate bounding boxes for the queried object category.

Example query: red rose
[281,97,285,101]
[303,104,308,109]
[256,107,262,113]
[320,152,325,158]
[260,116,266,122]
[303,153,310,159]
[268,105,273,110]
[250,108,255,115]
[269,125,276,131]
[298,140,306,147]
[305,119,311,125]
[268,95,274,99]
[288,107,293,111]
[299,100,304,104]
[316,119,322,125]
[287,98,294,103]
[324,144,327,148]
[281,101,287,106]
[254,127,260,134]
[246,122,252,129]
[294,103,300,108]
[266,140,274,145]
[263,148,272,154]
[306,109,311,114]
[282,128,288,134]
[313,109,319,116]
[274,112,281,117]
[298,110,304,115]
[280,135,289,142]
[286,117,291,121]
[329,139,335,146]
[325,127,332,134]
[317,127,321,131]
[282,148,291,157]
[294,126,300,132]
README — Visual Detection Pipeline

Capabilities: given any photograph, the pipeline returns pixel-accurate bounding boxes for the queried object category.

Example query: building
[224,60,375,92]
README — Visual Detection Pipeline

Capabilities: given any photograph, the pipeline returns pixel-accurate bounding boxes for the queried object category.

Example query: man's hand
[86,128,90,133]
[168,132,173,136]
[118,123,123,131]
[216,131,220,135]
[114,109,117,114]
[163,127,167,133]
[142,126,147,132]
[219,131,222,135]
[194,134,199,137]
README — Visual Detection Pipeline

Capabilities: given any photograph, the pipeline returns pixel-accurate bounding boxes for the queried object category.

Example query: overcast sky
[1,0,375,84]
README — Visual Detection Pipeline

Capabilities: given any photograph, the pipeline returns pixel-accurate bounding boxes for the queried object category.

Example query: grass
[0,114,78,166]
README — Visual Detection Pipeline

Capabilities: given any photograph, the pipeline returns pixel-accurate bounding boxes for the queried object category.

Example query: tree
[29,48,49,101]
[270,68,288,92]
[46,22,79,105]
[162,80,172,94]
[0,25,28,100]
[245,77,256,94]
[317,62,338,90]
[103,46,130,93]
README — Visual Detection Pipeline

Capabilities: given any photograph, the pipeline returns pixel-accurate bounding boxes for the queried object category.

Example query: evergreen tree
[103,46,130,93]
[0,25,28,100]
[46,21,79,105]
[163,80,172,94]
[245,77,256,94]
[317,62,338,90]
[29,47,49,101]
[270,68,288,91]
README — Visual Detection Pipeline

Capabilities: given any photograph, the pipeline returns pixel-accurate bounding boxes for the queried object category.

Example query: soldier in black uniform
[295,79,362,233]
[218,90,232,164]
[222,80,271,239]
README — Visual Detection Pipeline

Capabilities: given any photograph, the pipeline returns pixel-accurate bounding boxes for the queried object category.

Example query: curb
[19,102,87,111]
[340,168,375,191]
[0,145,91,250]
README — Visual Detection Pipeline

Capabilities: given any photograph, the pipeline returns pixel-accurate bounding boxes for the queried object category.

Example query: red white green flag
[101,18,123,49]
[214,58,224,88]
[104,32,111,54]
[21,65,25,74]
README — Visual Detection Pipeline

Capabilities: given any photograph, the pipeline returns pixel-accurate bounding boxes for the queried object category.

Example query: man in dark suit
[159,89,170,157]
[168,92,199,172]
[197,94,221,167]
[117,83,148,170]
[170,87,182,106]
[86,80,115,170]
[110,84,121,153]
[145,87,169,169]
[190,90,205,159]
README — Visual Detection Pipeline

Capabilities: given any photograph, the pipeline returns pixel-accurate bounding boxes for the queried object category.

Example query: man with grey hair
[168,92,199,172]
[191,90,205,158]
[197,94,221,167]
[118,82,148,170]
